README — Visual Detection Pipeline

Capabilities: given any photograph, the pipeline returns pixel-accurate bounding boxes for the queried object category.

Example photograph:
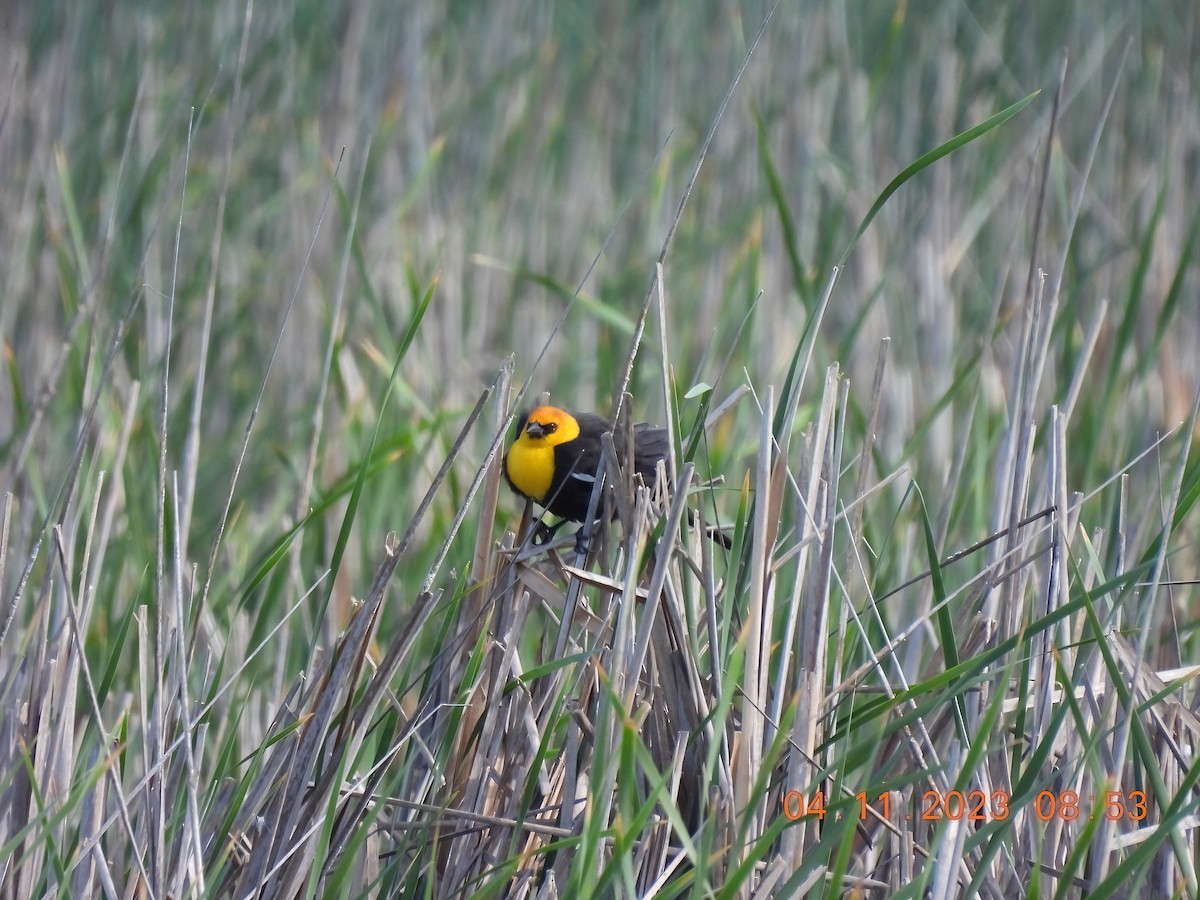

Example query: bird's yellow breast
[505,439,555,502]
[505,406,583,505]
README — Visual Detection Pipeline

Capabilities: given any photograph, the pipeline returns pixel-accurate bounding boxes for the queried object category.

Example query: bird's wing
[563,413,610,481]
[630,422,670,485]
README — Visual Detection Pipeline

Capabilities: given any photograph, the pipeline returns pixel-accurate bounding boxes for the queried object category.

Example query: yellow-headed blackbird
[503,405,668,524]
[503,405,730,547]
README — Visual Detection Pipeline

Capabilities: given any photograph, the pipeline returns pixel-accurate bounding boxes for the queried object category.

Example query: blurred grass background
[6,0,1195,601]
[2,0,1199,895]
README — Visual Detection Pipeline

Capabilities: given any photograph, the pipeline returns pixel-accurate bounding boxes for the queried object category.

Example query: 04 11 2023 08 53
[780,788,1150,823]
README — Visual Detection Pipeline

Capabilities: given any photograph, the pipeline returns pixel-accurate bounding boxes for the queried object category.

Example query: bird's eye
[542,422,556,434]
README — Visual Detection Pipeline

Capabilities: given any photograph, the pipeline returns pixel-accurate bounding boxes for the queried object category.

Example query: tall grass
[1,0,1198,897]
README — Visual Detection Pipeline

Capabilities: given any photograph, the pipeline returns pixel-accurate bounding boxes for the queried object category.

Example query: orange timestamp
[781,789,1150,823]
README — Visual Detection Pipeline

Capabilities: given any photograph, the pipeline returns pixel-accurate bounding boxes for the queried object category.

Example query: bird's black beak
[525,421,546,438]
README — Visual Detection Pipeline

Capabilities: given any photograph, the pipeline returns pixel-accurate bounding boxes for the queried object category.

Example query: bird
[503,404,728,547]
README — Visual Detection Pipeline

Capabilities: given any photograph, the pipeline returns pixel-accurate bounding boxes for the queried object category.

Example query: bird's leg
[572,518,603,556]
[533,517,571,546]
[572,527,590,556]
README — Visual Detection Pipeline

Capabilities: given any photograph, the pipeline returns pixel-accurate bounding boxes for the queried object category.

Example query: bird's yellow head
[516,406,581,448]
[504,406,581,503]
